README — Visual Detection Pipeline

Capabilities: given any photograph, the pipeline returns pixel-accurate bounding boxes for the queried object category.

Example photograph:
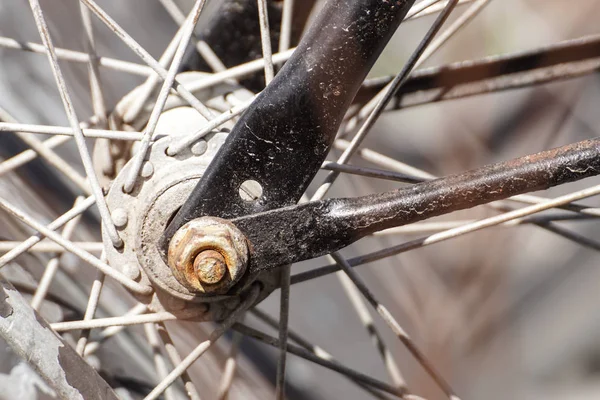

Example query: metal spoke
[51,309,203,332]
[0,241,104,253]
[144,284,260,400]
[167,95,257,155]
[333,265,407,392]
[250,308,400,399]
[0,196,152,295]
[275,266,291,399]
[145,323,177,400]
[158,0,227,73]
[83,303,149,356]
[156,323,201,400]
[312,0,459,200]
[79,3,108,126]
[331,252,460,400]
[75,269,106,355]
[292,182,600,284]
[302,2,461,385]
[257,0,275,84]
[0,122,143,140]
[217,330,243,400]
[0,35,151,76]
[0,135,70,177]
[0,196,95,267]
[30,197,84,311]
[278,0,295,54]
[80,0,214,120]
[411,0,477,19]
[418,0,491,63]
[122,20,185,125]
[184,48,294,93]
[234,323,405,398]
[406,0,445,19]
[0,108,91,194]
[320,161,423,183]
[123,0,208,193]
[28,0,125,248]
[346,0,487,141]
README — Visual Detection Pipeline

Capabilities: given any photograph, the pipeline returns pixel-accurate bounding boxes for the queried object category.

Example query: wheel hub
[101,73,280,320]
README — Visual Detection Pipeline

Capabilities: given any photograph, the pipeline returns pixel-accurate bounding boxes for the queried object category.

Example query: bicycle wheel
[1,1,600,399]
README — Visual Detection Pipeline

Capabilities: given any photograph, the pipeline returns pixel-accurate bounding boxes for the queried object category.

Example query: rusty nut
[167,216,249,294]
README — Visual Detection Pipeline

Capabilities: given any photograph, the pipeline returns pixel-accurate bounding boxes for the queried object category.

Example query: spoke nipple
[191,140,207,156]
[111,208,128,228]
[141,161,154,178]
[194,250,227,284]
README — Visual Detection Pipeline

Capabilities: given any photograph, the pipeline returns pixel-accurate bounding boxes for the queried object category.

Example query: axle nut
[167,216,249,294]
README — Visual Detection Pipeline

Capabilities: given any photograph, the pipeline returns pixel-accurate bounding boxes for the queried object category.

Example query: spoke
[156,322,201,400]
[14,131,90,193]
[167,95,257,155]
[76,269,106,355]
[123,0,208,194]
[278,0,295,54]
[30,197,84,311]
[301,1,458,385]
[0,108,91,194]
[158,0,227,73]
[411,0,477,19]
[0,122,142,140]
[184,48,294,93]
[406,0,445,19]
[333,264,407,392]
[0,196,95,267]
[312,0,459,200]
[0,241,104,253]
[347,0,486,139]
[30,0,137,248]
[0,135,70,177]
[80,0,214,120]
[144,284,260,400]
[122,21,185,125]
[51,309,203,332]
[145,323,177,400]
[217,330,243,400]
[83,303,149,356]
[257,0,275,84]
[79,3,108,126]
[275,266,291,399]
[292,182,600,284]
[0,196,152,295]
[234,323,405,398]
[331,252,460,400]
[0,36,151,76]
[418,0,491,64]
[320,161,423,183]
[250,308,398,399]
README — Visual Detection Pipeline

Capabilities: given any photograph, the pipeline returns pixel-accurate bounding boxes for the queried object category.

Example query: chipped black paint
[233,138,600,272]
[162,0,416,253]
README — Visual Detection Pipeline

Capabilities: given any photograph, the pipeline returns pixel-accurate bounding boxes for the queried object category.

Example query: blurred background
[1,0,600,399]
